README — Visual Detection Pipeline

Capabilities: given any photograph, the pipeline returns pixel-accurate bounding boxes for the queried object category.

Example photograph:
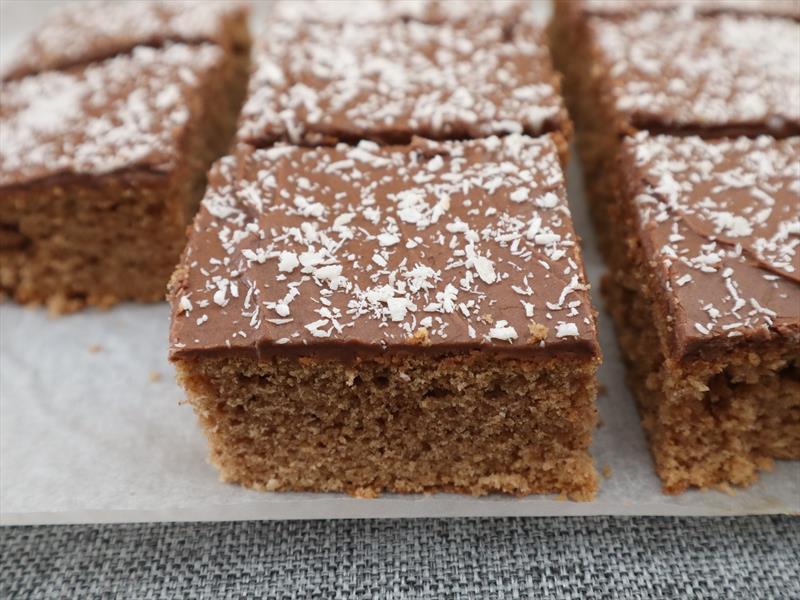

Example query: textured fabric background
[2,516,799,599]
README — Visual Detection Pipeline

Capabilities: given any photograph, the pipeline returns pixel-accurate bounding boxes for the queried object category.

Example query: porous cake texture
[237,15,571,159]
[0,1,251,313]
[607,133,799,493]
[169,135,601,499]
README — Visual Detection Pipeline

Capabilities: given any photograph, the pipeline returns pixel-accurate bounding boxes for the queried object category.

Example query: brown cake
[549,5,799,252]
[168,135,601,499]
[607,133,799,493]
[237,15,572,161]
[0,2,251,313]
[549,2,800,492]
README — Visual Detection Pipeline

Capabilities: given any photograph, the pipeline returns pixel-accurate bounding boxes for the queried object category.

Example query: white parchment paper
[0,1,798,525]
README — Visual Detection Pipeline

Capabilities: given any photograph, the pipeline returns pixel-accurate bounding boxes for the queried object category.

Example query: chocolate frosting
[2,0,245,81]
[590,12,800,136]
[271,0,529,25]
[0,43,223,188]
[169,135,599,361]
[236,17,568,148]
[624,132,800,357]
[581,0,800,19]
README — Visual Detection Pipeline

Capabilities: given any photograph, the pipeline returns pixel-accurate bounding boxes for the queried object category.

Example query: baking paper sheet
[1,1,798,525]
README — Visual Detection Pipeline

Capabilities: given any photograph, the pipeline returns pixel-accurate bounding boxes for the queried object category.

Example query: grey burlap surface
[2,516,799,599]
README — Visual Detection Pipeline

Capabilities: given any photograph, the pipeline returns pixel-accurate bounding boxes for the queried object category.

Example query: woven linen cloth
[2,516,799,599]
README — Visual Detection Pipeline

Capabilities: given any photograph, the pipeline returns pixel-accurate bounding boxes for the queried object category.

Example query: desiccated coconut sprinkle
[593,12,800,131]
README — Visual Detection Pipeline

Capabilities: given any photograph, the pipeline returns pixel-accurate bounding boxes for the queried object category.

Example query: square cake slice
[606,132,799,493]
[168,134,600,499]
[2,0,250,81]
[549,6,800,251]
[237,16,571,161]
[0,43,245,313]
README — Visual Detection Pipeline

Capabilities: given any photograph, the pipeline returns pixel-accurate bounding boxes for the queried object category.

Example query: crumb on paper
[598,383,608,397]
[596,417,604,429]
[88,344,102,354]
[353,487,380,499]
[148,371,162,383]
[555,493,568,502]
[602,464,613,479]
[716,483,737,497]
[755,456,775,472]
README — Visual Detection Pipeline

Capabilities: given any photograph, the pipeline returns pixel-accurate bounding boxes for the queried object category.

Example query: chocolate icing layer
[237,17,568,148]
[2,0,246,81]
[623,132,800,357]
[589,12,800,136]
[272,0,530,25]
[169,135,599,361]
[0,43,224,188]
[580,0,800,19]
